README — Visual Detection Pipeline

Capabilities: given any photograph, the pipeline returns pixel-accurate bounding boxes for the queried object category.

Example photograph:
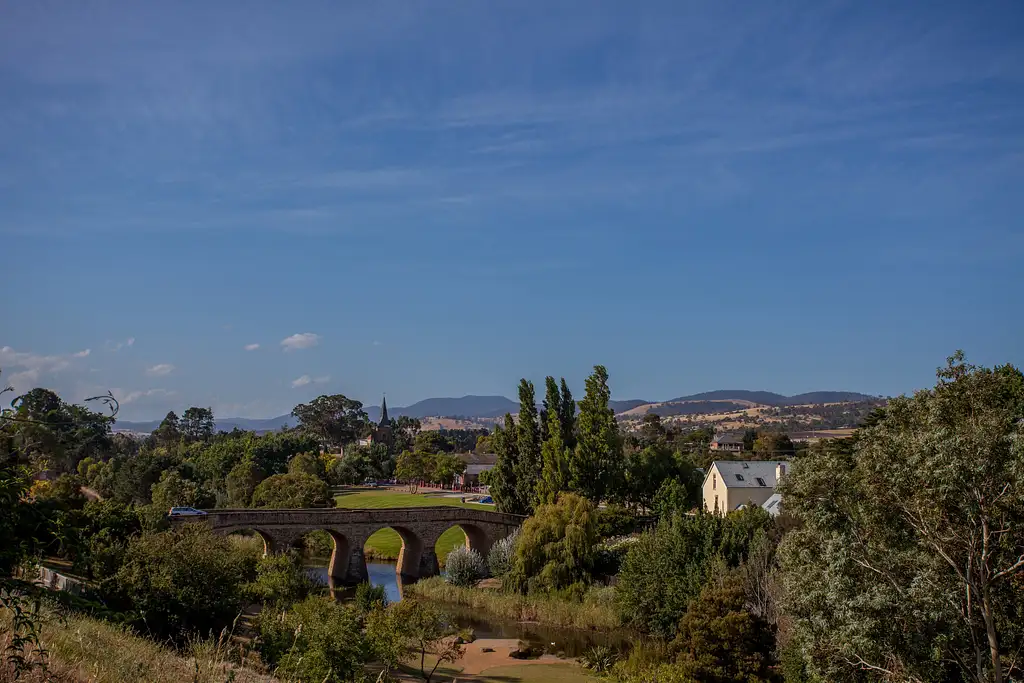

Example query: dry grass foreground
[1,610,274,683]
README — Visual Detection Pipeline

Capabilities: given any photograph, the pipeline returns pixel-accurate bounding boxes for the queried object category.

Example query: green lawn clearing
[335,487,491,563]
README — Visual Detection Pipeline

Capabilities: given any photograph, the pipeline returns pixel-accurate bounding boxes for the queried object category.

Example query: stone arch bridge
[171,507,524,584]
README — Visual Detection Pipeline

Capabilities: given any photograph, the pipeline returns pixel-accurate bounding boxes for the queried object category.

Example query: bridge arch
[434,522,493,562]
[222,527,277,556]
[364,525,433,580]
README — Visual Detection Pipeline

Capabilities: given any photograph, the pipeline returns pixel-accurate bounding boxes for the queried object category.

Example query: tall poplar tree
[514,380,541,512]
[537,376,571,505]
[569,365,621,502]
[488,414,525,514]
[559,378,576,450]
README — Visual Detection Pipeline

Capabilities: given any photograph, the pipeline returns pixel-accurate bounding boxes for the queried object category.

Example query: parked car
[362,480,379,488]
[167,506,207,517]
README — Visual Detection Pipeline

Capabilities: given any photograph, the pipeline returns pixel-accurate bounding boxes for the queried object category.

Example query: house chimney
[776,463,786,486]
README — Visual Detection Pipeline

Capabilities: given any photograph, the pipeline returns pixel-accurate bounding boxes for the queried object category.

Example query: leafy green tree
[741,428,758,452]
[291,394,369,451]
[559,378,577,450]
[180,406,215,442]
[475,434,494,454]
[149,469,216,511]
[653,477,699,519]
[152,410,181,445]
[287,451,325,480]
[251,472,330,508]
[507,493,599,593]
[5,388,113,473]
[618,507,773,637]
[514,379,541,510]
[391,415,421,454]
[414,430,450,454]
[106,524,249,642]
[249,430,320,476]
[671,571,777,683]
[395,450,431,491]
[390,600,464,683]
[779,353,1024,683]
[489,416,526,514]
[432,452,465,487]
[225,460,265,506]
[570,365,621,502]
[245,552,313,606]
[257,596,367,683]
[620,443,678,510]
[537,377,571,505]
[752,432,794,457]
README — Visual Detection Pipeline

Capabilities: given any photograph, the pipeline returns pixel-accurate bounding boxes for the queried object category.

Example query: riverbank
[0,609,274,683]
[405,577,621,631]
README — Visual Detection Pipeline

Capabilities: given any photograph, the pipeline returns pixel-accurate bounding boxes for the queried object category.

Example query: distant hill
[668,390,877,407]
[114,390,879,435]
[367,395,520,421]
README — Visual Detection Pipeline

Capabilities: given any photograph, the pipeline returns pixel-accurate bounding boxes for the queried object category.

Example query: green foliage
[515,379,541,509]
[353,581,388,614]
[537,376,572,506]
[224,460,264,506]
[444,546,487,587]
[3,387,113,474]
[580,645,621,673]
[389,600,464,683]
[778,352,1024,683]
[570,365,622,502]
[670,571,777,683]
[105,524,250,642]
[752,432,795,457]
[508,493,599,593]
[489,416,526,514]
[432,451,465,487]
[69,500,143,581]
[256,596,367,683]
[149,469,216,511]
[291,393,369,451]
[652,475,700,519]
[180,406,215,442]
[617,507,773,637]
[251,472,330,508]
[245,552,313,607]
[286,450,325,480]
[487,528,519,578]
[595,504,639,538]
[414,429,449,454]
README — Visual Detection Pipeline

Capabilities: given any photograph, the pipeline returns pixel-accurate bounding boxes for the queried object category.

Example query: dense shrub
[256,596,366,683]
[444,546,487,587]
[105,524,251,642]
[354,581,388,614]
[251,472,330,508]
[507,493,599,593]
[487,528,519,578]
[617,506,772,636]
[244,552,313,606]
[595,504,639,538]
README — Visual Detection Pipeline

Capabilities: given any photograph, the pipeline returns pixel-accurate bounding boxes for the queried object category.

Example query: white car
[167,506,207,517]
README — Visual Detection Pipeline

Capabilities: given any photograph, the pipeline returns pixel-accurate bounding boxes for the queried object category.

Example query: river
[306,562,634,657]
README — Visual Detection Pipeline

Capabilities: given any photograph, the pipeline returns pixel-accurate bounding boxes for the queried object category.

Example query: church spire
[379,394,390,426]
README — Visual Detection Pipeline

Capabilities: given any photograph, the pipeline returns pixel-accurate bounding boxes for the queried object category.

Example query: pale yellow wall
[702,463,776,514]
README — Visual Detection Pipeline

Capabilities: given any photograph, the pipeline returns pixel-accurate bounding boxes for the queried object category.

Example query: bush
[507,493,599,593]
[487,528,519,578]
[581,645,621,673]
[595,505,638,538]
[256,596,366,683]
[444,546,486,587]
[354,581,388,614]
[105,524,250,642]
[251,472,331,508]
[244,552,313,606]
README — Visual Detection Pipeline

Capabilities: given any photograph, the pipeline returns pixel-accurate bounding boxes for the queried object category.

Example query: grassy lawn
[335,487,490,562]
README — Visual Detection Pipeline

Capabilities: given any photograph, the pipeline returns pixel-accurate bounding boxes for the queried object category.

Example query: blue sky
[2,1,1022,420]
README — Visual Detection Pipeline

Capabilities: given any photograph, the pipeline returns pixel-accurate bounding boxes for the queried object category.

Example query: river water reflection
[306,562,636,657]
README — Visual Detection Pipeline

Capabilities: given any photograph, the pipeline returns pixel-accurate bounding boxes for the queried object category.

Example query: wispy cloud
[107,337,136,352]
[72,349,91,358]
[114,388,174,405]
[281,333,320,352]
[0,345,90,393]
[145,363,174,376]
[291,374,330,388]
[244,343,260,351]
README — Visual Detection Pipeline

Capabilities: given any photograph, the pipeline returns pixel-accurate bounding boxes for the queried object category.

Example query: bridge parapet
[171,506,524,584]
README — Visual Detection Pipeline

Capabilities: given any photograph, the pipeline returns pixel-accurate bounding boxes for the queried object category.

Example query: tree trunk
[981,585,1003,683]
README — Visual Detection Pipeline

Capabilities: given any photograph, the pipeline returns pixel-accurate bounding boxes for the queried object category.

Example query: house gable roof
[707,460,788,489]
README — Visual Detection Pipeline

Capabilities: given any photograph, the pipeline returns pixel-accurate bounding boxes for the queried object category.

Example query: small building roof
[457,453,498,465]
[712,433,744,445]
[708,460,788,488]
[762,493,783,516]
[464,463,496,475]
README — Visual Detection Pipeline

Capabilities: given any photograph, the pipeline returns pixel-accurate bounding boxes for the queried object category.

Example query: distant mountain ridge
[114,390,878,433]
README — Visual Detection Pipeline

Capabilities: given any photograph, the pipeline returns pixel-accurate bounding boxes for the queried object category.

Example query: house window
[735,474,744,481]
[714,495,719,512]
[756,477,767,487]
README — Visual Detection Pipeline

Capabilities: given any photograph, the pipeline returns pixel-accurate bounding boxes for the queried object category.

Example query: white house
[702,460,789,515]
